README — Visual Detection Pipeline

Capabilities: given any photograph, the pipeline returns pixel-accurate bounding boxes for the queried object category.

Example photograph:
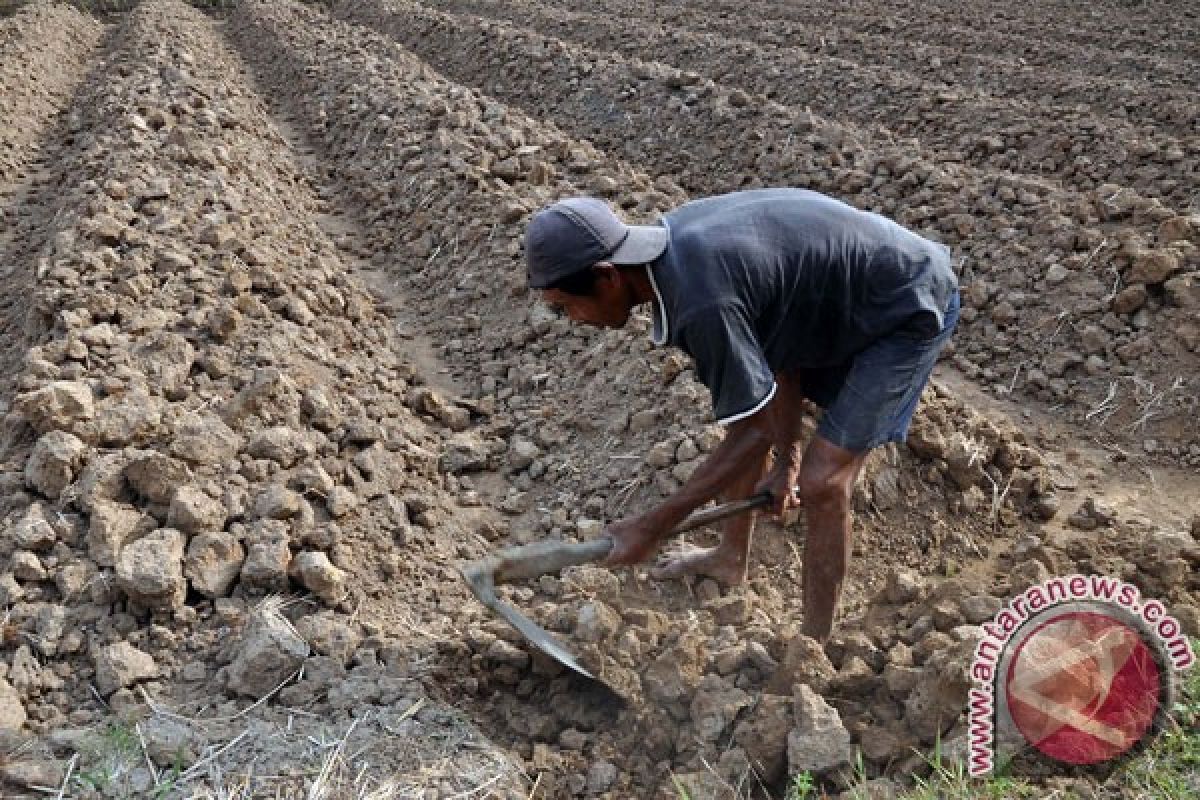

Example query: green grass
[888,734,1037,800]
[784,769,817,800]
[671,774,693,800]
[891,637,1199,800]
[1117,641,1200,800]
[73,721,141,791]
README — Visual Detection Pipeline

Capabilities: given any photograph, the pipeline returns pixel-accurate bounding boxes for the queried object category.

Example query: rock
[240,521,291,592]
[301,387,341,432]
[87,501,154,567]
[124,451,192,504]
[1044,262,1070,283]
[885,568,924,604]
[1079,324,1109,355]
[94,388,163,447]
[645,440,675,468]
[116,528,187,608]
[713,646,745,675]
[859,725,915,766]
[11,552,46,582]
[708,593,750,626]
[140,716,205,767]
[628,410,658,432]
[1158,215,1197,244]
[167,486,226,534]
[0,573,23,606]
[1067,496,1116,531]
[767,634,836,694]
[1175,604,1200,637]
[33,604,67,657]
[733,693,791,783]
[13,381,94,433]
[788,684,852,776]
[1165,272,1200,308]
[441,432,490,473]
[574,601,621,642]
[1,760,65,791]
[585,760,617,794]
[689,675,753,741]
[92,641,158,695]
[294,611,361,664]
[833,655,877,693]
[641,635,705,704]
[247,427,310,467]
[24,431,87,499]
[943,437,987,489]
[670,772,727,799]
[1112,284,1148,314]
[325,485,359,518]
[10,504,57,551]
[290,551,347,605]
[208,305,241,341]
[1142,530,1199,563]
[484,638,530,670]
[131,331,194,397]
[0,678,25,732]
[221,368,301,427]
[288,464,335,497]
[883,663,921,697]
[185,532,245,598]
[1128,249,1180,284]
[226,606,310,698]
[744,641,779,673]
[905,419,946,460]
[169,412,241,465]
[959,594,1003,624]
[75,451,131,512]
[904,639,974,743]
[508,437,539,470]
[252,485,304,520]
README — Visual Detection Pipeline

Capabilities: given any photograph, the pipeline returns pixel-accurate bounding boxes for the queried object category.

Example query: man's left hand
[602,513,665,567]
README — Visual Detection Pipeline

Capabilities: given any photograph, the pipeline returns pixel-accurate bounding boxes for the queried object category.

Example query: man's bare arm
[604,380,814,566]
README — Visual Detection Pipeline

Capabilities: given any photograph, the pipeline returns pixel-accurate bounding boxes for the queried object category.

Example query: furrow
[342,0,1200,445]
[0,4,104,187]
[613,0,1200,81]
[425,0,1199,201]
[222,0,1060,551]
[716,0,1200,60]
[221,4,1106,790]
[0,5,107,437]
[222,0,717,509]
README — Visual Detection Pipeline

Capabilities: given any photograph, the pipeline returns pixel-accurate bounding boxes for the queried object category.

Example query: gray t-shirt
[646,189,958,424]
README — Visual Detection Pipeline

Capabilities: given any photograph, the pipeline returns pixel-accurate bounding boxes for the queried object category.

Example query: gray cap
[525,197,668,289]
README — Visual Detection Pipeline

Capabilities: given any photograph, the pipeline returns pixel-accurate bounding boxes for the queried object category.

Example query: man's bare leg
[651,443,771,586]
[798,435,868,641]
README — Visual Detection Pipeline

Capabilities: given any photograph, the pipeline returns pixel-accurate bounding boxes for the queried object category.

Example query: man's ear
[592,261,618,284]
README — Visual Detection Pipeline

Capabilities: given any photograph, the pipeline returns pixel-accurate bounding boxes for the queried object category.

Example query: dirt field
[0,0,1196,797]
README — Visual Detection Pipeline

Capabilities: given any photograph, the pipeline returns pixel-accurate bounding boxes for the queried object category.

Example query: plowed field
[0,1,1195,798]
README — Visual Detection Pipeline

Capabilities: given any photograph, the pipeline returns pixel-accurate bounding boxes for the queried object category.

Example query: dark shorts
[794,291,960,453]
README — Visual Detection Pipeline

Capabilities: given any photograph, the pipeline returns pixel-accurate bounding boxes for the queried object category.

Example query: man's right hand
[602,513,665,567]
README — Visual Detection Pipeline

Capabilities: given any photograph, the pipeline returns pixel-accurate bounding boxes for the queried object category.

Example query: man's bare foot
[650,542,747,586]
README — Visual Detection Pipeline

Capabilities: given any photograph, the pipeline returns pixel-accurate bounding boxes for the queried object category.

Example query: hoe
[459,493,772,684]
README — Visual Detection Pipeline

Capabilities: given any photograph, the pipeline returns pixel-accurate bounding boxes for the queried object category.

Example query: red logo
[1003,610,1162,765]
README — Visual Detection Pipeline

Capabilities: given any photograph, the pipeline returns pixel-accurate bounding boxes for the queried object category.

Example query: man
[524,188,958,640]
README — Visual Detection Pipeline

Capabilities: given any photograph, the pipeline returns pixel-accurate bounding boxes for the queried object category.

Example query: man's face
[541,264,631,329]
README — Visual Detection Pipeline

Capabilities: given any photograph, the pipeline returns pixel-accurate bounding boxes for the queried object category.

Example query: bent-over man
[524,188,959,640]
